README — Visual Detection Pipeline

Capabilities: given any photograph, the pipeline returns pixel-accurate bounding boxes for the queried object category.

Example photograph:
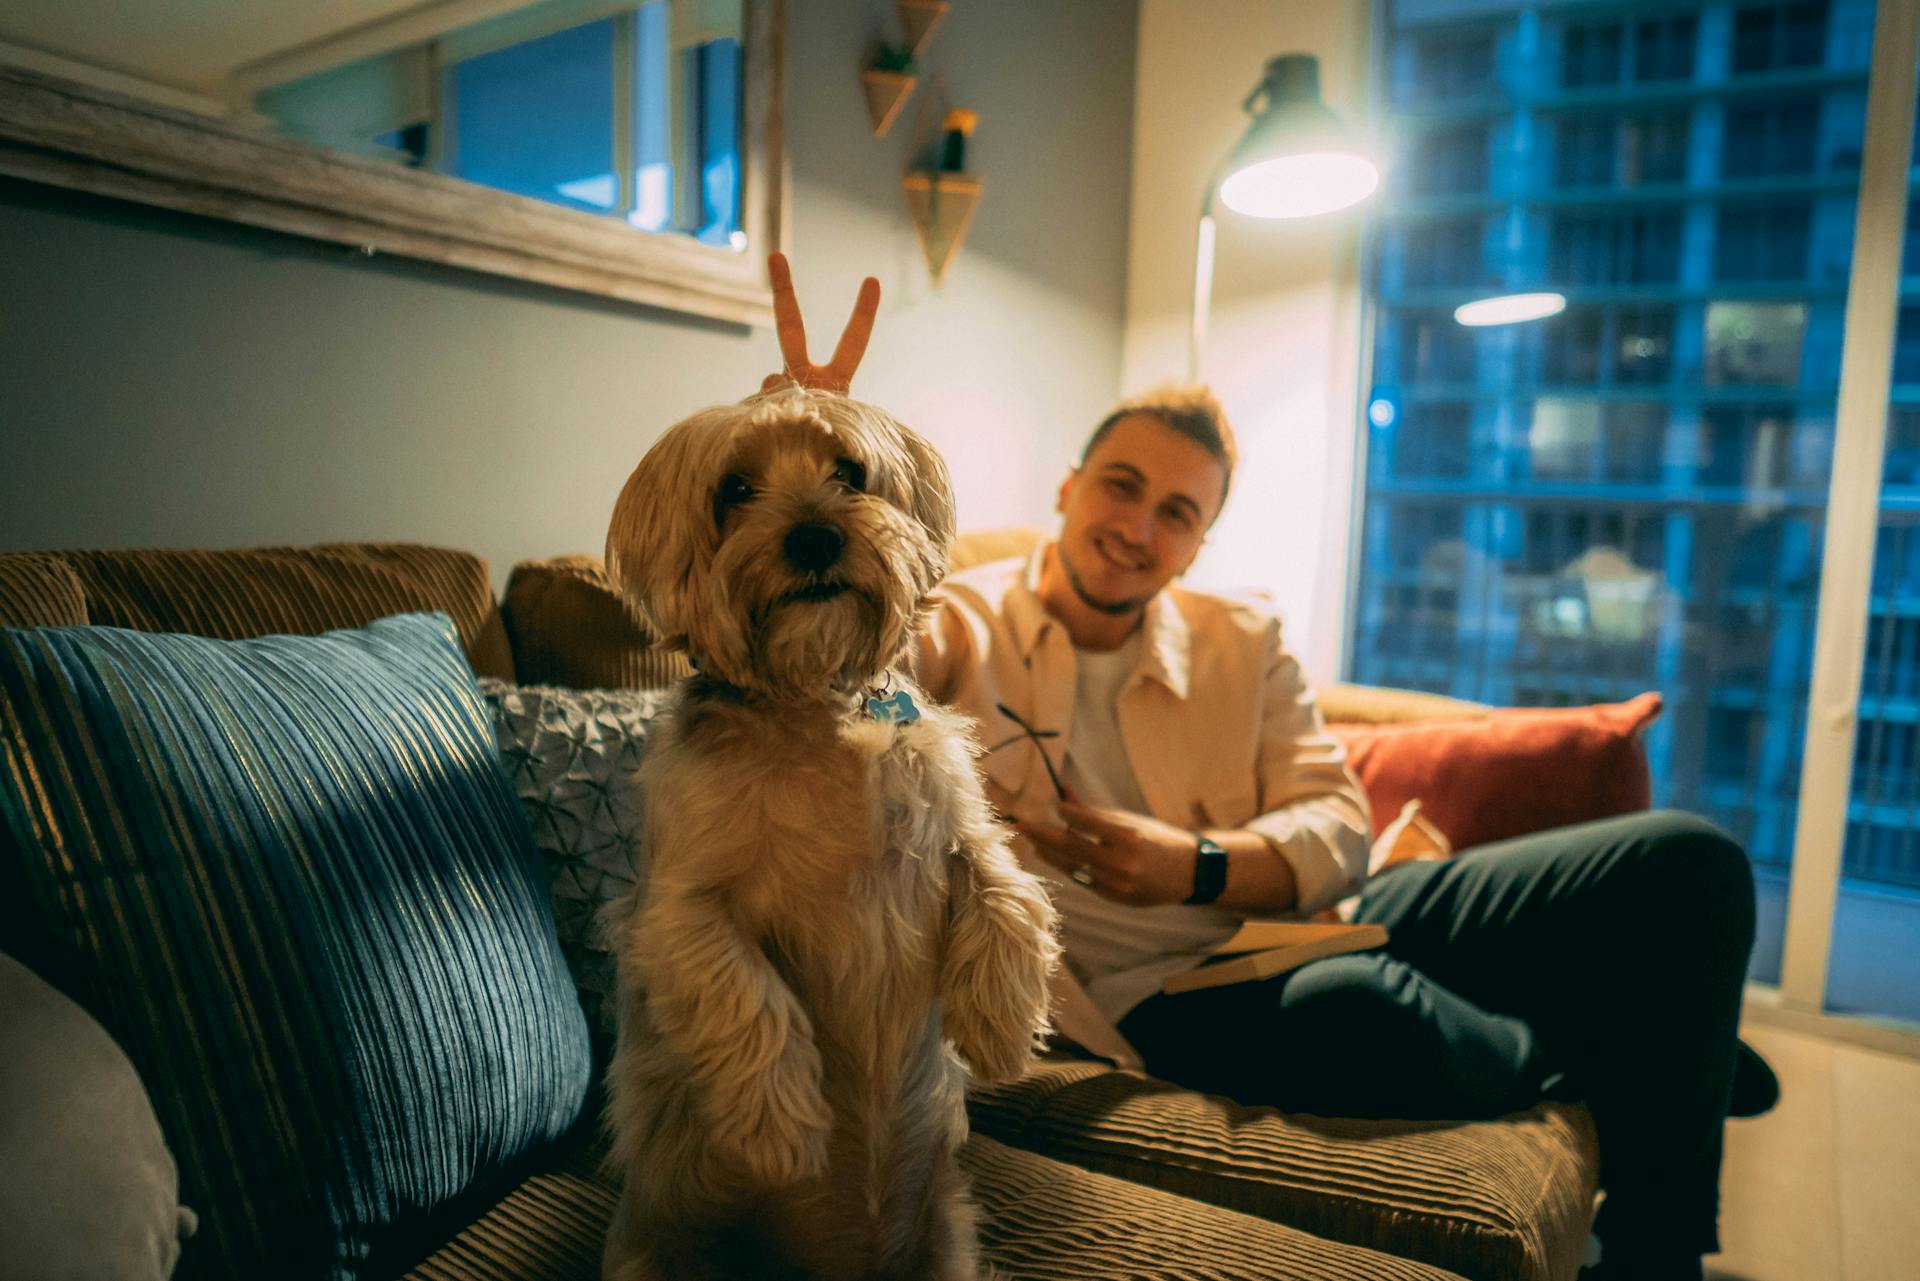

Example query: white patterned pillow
[479,678,670,1039]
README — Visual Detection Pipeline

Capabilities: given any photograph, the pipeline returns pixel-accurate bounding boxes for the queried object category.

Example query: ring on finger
[1069,864,1095,887]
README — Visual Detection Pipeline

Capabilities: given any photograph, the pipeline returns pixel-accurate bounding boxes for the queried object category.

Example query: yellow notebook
[1160,920,1388,996]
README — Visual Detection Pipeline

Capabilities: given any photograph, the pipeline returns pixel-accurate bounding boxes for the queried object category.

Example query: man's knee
[1635,811,1752,895]
[1612,810,1755,947]
[1281,954,1426,1035]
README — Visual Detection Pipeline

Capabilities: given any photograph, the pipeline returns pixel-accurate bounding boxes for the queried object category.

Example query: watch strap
[1185,833,1228,905]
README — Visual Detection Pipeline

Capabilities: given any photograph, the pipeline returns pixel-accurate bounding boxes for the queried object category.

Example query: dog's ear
[605,415,716,650]
[891,421,957,563]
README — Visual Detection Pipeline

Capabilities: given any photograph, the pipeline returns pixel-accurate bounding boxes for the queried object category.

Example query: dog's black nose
[784,521,845,572]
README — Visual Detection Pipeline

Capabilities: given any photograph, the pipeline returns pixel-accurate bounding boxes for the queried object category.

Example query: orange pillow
[1329,693,1661,852]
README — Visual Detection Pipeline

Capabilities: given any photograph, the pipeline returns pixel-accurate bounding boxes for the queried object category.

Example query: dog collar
[866,689,921,724]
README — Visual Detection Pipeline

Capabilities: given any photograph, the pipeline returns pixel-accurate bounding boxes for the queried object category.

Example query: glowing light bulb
[1453,292,1567,326]
[1218,152,1380,219]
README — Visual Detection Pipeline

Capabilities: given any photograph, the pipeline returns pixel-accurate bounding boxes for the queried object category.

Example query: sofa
[0,539,1610,1281]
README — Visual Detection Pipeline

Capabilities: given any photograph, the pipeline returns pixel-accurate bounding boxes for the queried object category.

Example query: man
[757,256,1767,1281]
[912,385,1766,1281]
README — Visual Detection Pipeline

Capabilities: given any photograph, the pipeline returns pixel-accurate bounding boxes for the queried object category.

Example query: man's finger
[767,252,811,372]
[1059,802,1128,840]
[826,276,881,386]
[1021,822,1113,876]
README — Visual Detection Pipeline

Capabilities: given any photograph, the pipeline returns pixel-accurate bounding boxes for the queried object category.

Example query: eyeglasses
[986,702,1067,801]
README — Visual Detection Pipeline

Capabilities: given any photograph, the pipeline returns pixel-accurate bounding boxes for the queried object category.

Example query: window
[1390,404,1474,479]
[1544,309,1604,384]
[1409,29,1499,101]
[1556,116,1616,187]
[1528,399,1666,483]
[1549,210,1683,286]
[1698,404,1798,486]
[1732,2,1830,75]
[1893,304,1920,382]
[1704,301,1808,384]
[1723,98,1822,176]
[261,1,744,242]
[445,19,621,212]
[1623,112,1691,183]
[1563,20,1624,88]
[1556,112,1689,188]
[1715,203,1812,280]
[1617,307,1676,384]
[1634,13,1699,82]
[1408,124,1491,195]
[1362,0,1914,1023]
[1400,313,1478,383]
[1399,218,1488,290]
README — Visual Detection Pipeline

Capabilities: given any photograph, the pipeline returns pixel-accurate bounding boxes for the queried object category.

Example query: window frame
[0,0,786,326]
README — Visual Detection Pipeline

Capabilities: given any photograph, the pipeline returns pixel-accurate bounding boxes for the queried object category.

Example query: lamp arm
[1189,184,1218,382]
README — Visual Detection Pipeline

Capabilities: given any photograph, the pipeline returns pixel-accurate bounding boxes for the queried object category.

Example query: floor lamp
[1189,54,1380,380]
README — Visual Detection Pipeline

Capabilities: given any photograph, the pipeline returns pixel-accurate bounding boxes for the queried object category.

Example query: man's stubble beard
[1060,544,1154,618]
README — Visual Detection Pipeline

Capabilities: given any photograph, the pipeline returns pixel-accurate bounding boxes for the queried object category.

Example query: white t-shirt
[1055,635,1241,1022]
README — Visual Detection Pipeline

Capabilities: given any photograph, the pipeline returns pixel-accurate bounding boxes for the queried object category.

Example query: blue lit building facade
[1353,0,1920,998]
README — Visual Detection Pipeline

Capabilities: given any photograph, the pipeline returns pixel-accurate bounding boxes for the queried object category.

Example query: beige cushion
[951,526,1044,572]
[7,544,513,678]
[1319,681,1491,725]
[971,1062,1598,1281]
[403,1124,1471,1281]
[0,954,194,1281]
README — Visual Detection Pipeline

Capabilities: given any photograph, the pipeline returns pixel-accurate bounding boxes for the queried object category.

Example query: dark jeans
[1117,810,1756,1265]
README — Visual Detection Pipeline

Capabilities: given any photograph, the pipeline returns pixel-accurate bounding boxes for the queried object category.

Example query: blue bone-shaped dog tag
[866,689,921,724]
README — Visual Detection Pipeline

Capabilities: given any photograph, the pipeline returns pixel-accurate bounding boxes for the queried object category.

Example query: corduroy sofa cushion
[402,1127,1472,1281]
[502,556,689,691]
[7,544,515,679]
[0,613,592,1281]
[502,530,1064,694]
[0,552,89,627]
[969,1062,1598,1281]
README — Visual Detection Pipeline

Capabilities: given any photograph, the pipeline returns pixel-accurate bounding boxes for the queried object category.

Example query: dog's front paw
[732,1107,831,1188]
[713,1044,834,1187]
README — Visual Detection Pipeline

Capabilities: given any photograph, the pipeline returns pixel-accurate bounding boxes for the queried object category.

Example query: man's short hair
[1080,384,1238,515]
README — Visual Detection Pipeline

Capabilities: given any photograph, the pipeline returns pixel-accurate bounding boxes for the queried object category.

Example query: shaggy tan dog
[600,386,1059,1281]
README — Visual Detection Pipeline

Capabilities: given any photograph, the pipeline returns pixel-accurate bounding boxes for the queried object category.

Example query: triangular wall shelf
[902,172,981,284]
[897,0,951,57]
[861,69,916,137]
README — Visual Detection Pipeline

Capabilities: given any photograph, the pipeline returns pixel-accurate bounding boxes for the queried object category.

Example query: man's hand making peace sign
[759,252,880,394]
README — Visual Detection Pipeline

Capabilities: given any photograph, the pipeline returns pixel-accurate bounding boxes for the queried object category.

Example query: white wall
[1121,0,1375,683]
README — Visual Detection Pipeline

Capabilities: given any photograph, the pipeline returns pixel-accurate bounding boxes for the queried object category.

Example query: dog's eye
[714,473,754,526]
[833,457,867,492]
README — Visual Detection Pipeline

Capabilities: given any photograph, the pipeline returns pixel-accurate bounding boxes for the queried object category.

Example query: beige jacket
[914,545,1372,918]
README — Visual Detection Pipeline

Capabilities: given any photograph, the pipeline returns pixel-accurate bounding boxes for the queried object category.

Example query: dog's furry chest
[661,696,966,935]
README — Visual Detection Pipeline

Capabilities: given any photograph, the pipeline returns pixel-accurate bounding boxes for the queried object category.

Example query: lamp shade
[1216,54,1378,219]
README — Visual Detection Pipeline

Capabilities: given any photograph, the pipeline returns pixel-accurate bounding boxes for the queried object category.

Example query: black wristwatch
[1185,833,1228,905]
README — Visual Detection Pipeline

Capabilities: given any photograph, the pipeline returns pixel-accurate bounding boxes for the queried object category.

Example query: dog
[600,385,1060,1281]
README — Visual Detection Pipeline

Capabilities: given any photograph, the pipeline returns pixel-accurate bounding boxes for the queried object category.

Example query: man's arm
[1016,616,1370,916]
[1239,621,1373,915]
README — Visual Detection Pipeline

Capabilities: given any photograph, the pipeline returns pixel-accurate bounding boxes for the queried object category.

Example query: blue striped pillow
[0,613,592,1281]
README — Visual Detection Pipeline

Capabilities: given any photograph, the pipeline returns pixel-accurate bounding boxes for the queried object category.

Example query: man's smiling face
[1054,413,1227,617]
